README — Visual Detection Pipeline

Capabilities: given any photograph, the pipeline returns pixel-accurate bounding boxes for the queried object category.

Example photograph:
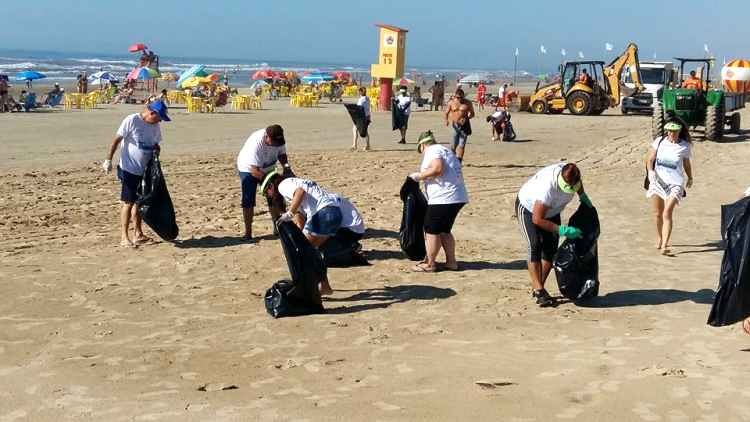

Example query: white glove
[102,159,112,174]
[409,172,422,182]
[744,187,750,198]
[278,211,293,223]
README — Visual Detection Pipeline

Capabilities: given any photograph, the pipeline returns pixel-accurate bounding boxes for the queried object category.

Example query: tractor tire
[566,91,593,115]
[705,105,724,142]
[729,112,741,133]
[621,106,628,115]
[531,100,547,114]
[651,102,665,140]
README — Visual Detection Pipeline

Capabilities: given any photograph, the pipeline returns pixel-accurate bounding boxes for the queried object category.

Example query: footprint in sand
[373,401,402,411]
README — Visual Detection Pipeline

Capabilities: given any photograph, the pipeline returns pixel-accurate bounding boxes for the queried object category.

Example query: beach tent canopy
[15,70,46,81]
[458,73,493,85]
[127,67,159,81]
[128,43,147,53]
[177,65,207,88]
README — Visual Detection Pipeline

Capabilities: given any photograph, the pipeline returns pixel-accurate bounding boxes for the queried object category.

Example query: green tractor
[652,58,745,141]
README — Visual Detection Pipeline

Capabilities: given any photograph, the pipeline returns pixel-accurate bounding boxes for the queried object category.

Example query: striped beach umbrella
[721,59,750,93]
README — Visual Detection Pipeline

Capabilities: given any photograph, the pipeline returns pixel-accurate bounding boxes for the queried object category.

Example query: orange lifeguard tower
[370,23,408,111]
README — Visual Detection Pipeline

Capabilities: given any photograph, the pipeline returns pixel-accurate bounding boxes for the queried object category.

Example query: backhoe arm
[603,42,643,106]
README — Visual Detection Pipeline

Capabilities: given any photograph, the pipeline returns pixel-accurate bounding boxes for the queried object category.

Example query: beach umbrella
[181,74,220,88]
[160,72,178,82]
[88,71,118,84]
[15,70,46,82]
[127,67,159,81]
[301,71,334,84]
[252,69,276,80]
[177,64,206,88]
[128,43,147,53]
[250,80,269,90]
[394,77,415,86]
[333,71,352,81]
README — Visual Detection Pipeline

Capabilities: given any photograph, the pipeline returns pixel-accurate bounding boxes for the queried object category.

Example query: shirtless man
[444,88,475,161]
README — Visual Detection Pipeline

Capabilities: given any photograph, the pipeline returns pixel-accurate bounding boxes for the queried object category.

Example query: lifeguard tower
[370,23,408,111]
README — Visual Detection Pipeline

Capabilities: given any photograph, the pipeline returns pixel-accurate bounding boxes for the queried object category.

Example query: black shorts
[424,203,465,234]
[239,172,260,208]
[118,167,142,203]
[516,198,560,262]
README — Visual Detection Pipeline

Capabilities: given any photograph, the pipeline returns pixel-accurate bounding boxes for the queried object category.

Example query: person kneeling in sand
[261,172,362,295]
[103,100,171,247]
[516,162,594,307]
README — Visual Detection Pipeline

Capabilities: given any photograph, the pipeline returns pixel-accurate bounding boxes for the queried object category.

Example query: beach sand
[1,96,750,421]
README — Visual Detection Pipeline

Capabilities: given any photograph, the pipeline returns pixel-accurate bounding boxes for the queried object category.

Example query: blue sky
[2,0,748,69]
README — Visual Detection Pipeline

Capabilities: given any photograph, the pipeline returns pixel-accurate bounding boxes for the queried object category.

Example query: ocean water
[0,49,531,86]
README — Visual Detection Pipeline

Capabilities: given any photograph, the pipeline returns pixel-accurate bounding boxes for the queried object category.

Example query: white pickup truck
[621,61,675,114]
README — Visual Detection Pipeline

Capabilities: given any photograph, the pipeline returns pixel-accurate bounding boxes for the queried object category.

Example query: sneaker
[532,289,557,308]
[397,139,406,144]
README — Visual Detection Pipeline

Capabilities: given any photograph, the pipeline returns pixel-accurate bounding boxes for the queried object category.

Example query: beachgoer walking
[236,125,293,241]
[477,82,487,111]
[102,100,171,248]
[516,162,593,307]
[409,131,469,273]
[396,86,412,144]
[429,80,444,111]
[261,174,353,295]
[352,87,371,151]
[445,88,475,162]
[645,121,693,255]
[0,77,8,112]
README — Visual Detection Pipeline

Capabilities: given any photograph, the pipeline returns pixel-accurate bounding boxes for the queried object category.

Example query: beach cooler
[264,221,326,318]
[553,204,600,301]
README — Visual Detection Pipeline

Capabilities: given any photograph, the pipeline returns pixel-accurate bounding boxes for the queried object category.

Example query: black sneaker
[532,289,557,308]
[397,139,406,144]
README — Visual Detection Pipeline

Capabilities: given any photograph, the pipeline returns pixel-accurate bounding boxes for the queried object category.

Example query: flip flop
[411,264,438,273]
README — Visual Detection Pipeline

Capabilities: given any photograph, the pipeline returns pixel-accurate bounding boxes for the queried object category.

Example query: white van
[621,62,675,114]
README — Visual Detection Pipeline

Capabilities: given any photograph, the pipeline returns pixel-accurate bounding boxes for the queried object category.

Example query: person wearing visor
[103,100,171,247]
[645,120,693,255]
[409,130,469,272]
[236,124,294,241]
[516,162,593,307]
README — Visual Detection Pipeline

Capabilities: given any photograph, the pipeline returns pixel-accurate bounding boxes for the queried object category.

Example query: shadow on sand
[577,288,715,308]
[324,284,456,314]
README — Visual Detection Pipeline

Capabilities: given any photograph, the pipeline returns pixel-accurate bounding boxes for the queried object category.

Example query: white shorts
[646,179,685,203]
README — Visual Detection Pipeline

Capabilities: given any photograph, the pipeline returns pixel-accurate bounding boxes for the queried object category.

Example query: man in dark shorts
[445,88,475,162]
[236,125,293,241]
[103,100,171,247]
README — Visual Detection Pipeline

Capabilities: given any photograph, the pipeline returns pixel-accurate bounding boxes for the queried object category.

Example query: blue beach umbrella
[15,70,46,82]
[177,64,207,89]
[301,71,334,84]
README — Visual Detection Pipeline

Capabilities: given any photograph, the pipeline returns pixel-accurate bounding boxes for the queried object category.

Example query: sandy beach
[2,96,750,421]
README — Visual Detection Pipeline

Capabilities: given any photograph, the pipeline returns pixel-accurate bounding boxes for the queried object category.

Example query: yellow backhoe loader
[528,43,644,115]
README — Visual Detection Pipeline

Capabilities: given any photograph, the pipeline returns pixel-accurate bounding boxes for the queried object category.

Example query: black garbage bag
[344,103,369,137]
[399,177,427,260]
[265,221,325,318]
[707,196,750,327]
[392,98,407,130]
[554,204,600,301]
[319,229,369,268]
[137,156,179,241]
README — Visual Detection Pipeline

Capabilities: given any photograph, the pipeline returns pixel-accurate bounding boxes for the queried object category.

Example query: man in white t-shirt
[236,124,293,241]
[516,162,593,307]
[395,87,412,144]
[351,86,371,151]
[261,173,353,295]
[103,100,170,247]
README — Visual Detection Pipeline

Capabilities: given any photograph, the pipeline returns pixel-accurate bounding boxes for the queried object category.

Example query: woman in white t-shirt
[351,87,371,151]
[409,131,468,272]
[645,121,693,255]
[516,162,593,307]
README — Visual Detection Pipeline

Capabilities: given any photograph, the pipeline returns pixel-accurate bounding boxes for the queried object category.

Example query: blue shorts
[304,206,343,236]
[239,172,260,208]
[118,167,142,203]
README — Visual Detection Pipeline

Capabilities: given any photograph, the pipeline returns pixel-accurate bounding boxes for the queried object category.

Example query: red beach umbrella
[128,43,148,53]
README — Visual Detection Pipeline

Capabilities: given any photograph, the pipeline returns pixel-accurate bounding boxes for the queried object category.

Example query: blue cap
[147,100,171,122]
